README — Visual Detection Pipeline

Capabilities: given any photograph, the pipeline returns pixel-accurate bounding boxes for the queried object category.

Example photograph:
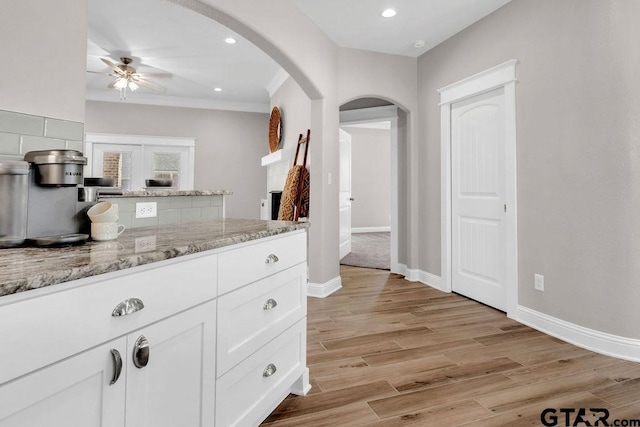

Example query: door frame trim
[438,59,519,317]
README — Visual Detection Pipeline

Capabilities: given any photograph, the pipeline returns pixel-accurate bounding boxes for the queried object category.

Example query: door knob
[348,197,355,201]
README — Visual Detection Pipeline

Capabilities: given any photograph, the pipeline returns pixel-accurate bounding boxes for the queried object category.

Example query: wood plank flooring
[262,266,640,426]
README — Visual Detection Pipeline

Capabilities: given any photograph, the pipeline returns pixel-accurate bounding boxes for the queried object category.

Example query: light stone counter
[0,218,309,298]
[100,189,232,198]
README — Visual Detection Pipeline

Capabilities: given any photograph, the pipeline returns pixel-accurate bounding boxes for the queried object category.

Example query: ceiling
[86,0,511,113]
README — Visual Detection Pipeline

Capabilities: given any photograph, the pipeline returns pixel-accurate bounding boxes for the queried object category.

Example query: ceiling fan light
[113,77,128,89]
[128,81,139,91]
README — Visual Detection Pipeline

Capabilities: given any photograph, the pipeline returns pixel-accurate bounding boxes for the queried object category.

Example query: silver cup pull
[133,335,150,369]
[109,348,123,385]
[265,254,279,264]
[263,298,278,310]
[263,363,277,378]
[112,298,145,317]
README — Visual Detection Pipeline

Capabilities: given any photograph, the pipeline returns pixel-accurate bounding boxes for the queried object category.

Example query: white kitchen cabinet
[0,300,216,427]
[0,229,308,427]
[216,231,310,426]
[0,337,127,427]
[125,300,216,427]
[216,320,307,427]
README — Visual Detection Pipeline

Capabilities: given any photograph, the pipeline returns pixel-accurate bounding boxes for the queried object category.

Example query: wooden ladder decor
[277,129,310,221]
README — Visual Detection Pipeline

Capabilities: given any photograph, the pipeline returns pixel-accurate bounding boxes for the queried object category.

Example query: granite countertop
[0,218,309,298]
[100,189,233,198]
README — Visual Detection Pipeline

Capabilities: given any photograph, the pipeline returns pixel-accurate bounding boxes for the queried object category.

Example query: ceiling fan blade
[107,80,117,89]
[87,70,111,75]
[135,72,173,79]
[101,58,125,75]
[135,78,166,92]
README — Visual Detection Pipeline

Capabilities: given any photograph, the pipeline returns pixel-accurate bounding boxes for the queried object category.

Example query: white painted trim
[86,91,270,114]
[341,121,391,130]
[340,106,398,124]
[397,264,446,292]
[339,107,400,277]
[261,148,293,167]
[438,59,518,105]
[84,133,196,190]
[517,306,640,363]
[351,226,390,233]
[439,60,519,317]
[307,276,342,298]
[265,68,290,98]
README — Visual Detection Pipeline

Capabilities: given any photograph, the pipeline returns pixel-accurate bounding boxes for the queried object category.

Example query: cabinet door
[125,300,216,427]
[0,337,126,427]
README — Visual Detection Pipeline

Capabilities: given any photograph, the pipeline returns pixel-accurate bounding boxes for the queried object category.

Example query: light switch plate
[534,273,544,291]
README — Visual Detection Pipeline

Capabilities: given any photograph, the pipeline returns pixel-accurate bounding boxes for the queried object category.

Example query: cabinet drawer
[0,253,217,385]
[218,231,306,295]
[216,319,306,427]
[217,263,306,376]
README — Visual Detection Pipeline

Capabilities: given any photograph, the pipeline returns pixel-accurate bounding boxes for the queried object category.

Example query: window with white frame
[84,133,195,191]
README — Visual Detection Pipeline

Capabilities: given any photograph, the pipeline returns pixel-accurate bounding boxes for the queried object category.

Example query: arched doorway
[339,97,407,274]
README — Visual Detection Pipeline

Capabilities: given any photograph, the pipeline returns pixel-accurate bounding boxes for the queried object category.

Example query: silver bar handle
[263,363,277,378]
[133,335,150,369]
[112,298,145,317]
[265,254,279,264]
[263,298,278,310]
[109,348,123,385]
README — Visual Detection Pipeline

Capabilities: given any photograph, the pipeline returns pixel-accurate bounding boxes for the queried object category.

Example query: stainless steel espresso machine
[23,149,91,246]
[0,149,92,247]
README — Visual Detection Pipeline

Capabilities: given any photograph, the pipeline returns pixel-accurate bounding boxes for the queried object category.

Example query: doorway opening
[338,98,403,273]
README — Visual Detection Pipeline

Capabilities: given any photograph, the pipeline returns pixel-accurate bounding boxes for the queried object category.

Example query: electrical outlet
[135,235,157,253]
[534,273,544,291]
[136,202,157,218]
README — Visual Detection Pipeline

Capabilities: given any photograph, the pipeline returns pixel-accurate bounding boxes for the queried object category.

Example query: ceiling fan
[89,57,169,100]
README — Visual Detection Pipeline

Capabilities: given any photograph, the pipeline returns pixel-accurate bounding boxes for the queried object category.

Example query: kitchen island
[0,218,310,427]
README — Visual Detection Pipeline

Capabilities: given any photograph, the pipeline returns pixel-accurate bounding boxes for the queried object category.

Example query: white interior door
[451,88,507,311]
[339,129,352,260]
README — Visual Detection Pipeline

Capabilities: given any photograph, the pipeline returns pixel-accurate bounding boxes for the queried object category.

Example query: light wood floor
[262,266,640,426]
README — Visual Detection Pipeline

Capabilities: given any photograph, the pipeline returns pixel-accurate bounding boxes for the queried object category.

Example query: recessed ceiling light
[381,8,396,18]
[224,37,237,44]
[414,40,425,48]
[214,87,222,92]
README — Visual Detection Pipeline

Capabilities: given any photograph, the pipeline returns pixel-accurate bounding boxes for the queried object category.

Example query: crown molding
[265,68,290,98]
[85,91,270,114]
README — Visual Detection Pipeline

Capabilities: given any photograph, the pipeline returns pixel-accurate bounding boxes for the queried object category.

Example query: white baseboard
[517,305,640,363]
[393,266,640,362]
[351,226,391,233]
[307,276,342,298]
[397,264,445,292]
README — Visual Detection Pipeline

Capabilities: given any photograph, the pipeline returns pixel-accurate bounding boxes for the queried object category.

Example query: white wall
[268,77,312,194]
[85,101,268,219]
[417,0,640,339]
[341,126,391,230]
[0,0,87,122]
[181,0,341,287]
[338,47,419,267]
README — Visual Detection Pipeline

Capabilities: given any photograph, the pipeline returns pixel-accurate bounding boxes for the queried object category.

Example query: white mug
[91,222,125,241]
[87,202,119,223]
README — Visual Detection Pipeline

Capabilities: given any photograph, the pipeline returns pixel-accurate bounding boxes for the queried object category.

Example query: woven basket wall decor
[268,106,282,153]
